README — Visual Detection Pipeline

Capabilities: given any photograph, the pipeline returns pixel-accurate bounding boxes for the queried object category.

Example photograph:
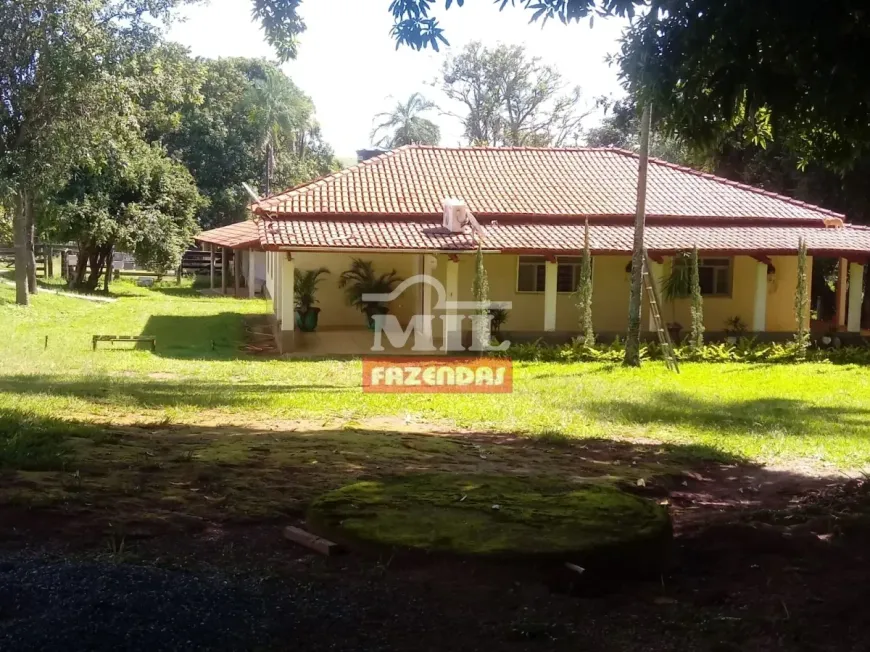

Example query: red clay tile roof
[259,218,870,257]
[195,220,261,250]
[254,146,844,223]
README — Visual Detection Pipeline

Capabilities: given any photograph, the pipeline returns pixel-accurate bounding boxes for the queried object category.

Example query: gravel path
[0,556,432,652]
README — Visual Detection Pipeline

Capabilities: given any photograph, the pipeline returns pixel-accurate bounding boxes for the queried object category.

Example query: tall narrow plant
[575,219,595,346]
[471,245,490,351]
[794,238,809,356]
[689,246,704,350]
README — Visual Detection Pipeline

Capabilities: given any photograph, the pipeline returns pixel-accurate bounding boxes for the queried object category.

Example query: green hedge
[499,337,870,365]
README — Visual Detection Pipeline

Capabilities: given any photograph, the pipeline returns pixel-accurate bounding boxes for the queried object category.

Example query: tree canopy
[441,42,588,147]
[371,93,441,148]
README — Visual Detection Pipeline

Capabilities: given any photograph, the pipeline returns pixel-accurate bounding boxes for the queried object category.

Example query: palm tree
[371,93,441,148]
[250,68,313,195]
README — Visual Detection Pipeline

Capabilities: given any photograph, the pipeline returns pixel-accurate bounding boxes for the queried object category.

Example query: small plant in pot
[338,258,403,329]
[294,267,330,332]
[662,251,692,342]
[489,307,510,342]
[723,316,748,344]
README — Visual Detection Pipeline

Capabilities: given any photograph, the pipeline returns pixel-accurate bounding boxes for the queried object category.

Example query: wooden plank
[282,526,343,556]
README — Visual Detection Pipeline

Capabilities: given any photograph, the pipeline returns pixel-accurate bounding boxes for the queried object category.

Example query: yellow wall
[291,251,421,328]
[283,251,808,334]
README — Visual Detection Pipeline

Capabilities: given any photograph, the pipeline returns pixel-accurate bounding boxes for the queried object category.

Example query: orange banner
[362,357,513,393]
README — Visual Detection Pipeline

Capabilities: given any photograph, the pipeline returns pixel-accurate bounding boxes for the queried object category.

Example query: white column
[273,252,281,317]
[278,254,295,352]
[836,258,848,328]
[646,260,663,331]
[848,262,864,332]
[420,254,435,339]
[247,249,256,298]
[444,257,460,351]
[544,260,557,331]
[752,260,768,332]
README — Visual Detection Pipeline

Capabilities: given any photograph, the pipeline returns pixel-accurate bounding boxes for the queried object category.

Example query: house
[196,146,870,355]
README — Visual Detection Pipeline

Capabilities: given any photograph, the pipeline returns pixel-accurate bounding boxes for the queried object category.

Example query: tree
[575,219,594,346]
[585,99,695,166]
[0,0,180,304]
[161,58,335,228]
[371,93,440,148]
[689,246,704,351]
[441,42,589,147]
[616,1,870,171]
[471,245,490,351]
[795,238,809,357]
[51,139,202,291]
[248,65,321,196]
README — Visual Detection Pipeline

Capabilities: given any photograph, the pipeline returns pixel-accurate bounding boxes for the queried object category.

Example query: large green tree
[0,0,180,304]
[441,42,589,146]
[51,139,202,291]
[371,93,440,148]
[163,58,335,226]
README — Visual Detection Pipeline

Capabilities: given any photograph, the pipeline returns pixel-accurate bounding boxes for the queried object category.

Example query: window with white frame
[698,257,732,296]
[673,256,732,296]
[516,255,590,293]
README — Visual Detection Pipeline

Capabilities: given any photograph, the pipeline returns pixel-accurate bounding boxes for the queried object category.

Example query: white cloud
[168,0,629,159]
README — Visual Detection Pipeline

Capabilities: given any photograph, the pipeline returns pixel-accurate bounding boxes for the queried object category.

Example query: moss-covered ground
[307,474,671,558]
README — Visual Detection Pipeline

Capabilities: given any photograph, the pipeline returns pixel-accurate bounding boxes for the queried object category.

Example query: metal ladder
[642,251,680,373]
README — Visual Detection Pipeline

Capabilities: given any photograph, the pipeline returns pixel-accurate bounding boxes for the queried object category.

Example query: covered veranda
[194,220,265,298]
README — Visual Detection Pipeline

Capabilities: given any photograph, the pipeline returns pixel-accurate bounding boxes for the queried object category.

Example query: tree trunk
[623,103,652,367]
[25,192,37,294]
[103,245,113,293]
[13,191,28,306]
[264,141,274,196]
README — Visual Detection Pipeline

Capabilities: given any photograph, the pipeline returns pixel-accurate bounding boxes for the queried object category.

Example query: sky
[167,0,630,161]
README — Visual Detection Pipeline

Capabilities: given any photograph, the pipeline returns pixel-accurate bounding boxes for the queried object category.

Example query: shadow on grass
[585,390,870,437]
[139,313,266,360]
[0,374,349,410]
[0,405,833,528]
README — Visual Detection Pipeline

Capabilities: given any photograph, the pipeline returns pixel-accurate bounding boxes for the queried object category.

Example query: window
[516,256,589,293]
[517,256,546,292]
[698,258,732,296]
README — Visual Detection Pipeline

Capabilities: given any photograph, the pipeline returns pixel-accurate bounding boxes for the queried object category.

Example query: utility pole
[623,103,652,367]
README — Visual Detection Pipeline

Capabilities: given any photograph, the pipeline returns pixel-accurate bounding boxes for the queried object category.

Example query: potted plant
[338,258,403,329]
[723,316,748,344]
[294,267,330,332]
[489,307,509,342]
[661,252,692,342]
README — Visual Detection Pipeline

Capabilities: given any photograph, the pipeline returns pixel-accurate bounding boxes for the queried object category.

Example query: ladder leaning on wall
[642,250,680,373]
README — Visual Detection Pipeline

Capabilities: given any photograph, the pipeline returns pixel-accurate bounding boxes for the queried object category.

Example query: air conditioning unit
[442,198,468,233]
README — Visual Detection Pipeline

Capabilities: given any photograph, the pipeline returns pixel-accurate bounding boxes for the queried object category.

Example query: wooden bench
[92,335,156,351]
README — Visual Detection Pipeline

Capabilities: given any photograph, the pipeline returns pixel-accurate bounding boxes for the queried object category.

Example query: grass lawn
[1,276,869,524]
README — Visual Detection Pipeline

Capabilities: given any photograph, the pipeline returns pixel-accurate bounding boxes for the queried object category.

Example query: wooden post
[624,102,652,366]
[248,249,256,298]
[46,245,53,278]
[233,248,241,296]
[103,246,113,293]
[209,244,216,290]
[220,247,228,295]
[60,249,68,280]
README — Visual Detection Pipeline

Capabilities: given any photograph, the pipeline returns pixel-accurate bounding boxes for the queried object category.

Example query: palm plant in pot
[294,267,330,332]
[661,252,692,342]
[338,258,403,329]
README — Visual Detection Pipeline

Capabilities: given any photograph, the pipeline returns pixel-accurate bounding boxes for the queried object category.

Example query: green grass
[2,276,870,472]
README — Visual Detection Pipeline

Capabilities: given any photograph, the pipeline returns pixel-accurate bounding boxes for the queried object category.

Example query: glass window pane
[535,264,546,291]
[698,267,715,295]
[715,268,729,295]
[517,264,536,292]
[556,264,575,292]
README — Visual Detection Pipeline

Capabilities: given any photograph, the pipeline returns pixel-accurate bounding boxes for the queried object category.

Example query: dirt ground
[2,422,869,651]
